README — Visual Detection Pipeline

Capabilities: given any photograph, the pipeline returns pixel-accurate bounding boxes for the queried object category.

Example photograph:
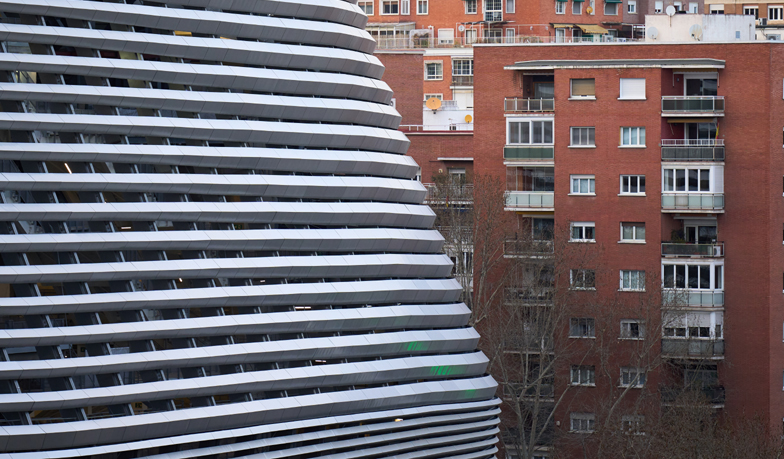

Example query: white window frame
[664,311,723,339]
[689,2,699,12]
[621,319,646,339]
[654,1,663,13]
[438,29,455,45]
[570,175,595,195]
[452,59,473,76]
[570,127,596,147]
[770,5,784,19]
[506,0,515,13]
[674,1,683,10]
[381,0,400,14]
[622,415,645,434]
[620,126,646,146]
[570,269,596,290]
[620,175,646,195]
[423,93,442,101]
[571,365,596,386]
[570,317,596,338]
[620,367,647,388]
[662,261,724,291]
[417,0,428,14]
[401,0,410,14]
[572,0,582,14]
[662,167,714,192]
[570,413,596,433]
[484,0,503,21]
[359,0,375,15]
[570,222,596,242]
[604,1,618,14]
[570,78,596,99]
[627,0,637,13]
[744,5,759,17]
[710,4,725,13]
[556,1,567,13]
[424,61,443,81]
[506,118,554,145]
[465,0,478,13]
[620,271,646,291]
[620,222,645,243]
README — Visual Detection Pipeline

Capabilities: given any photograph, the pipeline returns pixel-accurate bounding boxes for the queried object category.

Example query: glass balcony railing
[503,146,554,161]
[661,339,724,358]
[661,242,724,257]
[504,98,555,113]
[661,96,725,115]
[661,193,724,212]
[505,287,554,305]
[661,139,725,161]
[663,289,724,307]
[423,183,473,204]
[505,191,554,210]
[504,239,554,257]
[451,75,474,86]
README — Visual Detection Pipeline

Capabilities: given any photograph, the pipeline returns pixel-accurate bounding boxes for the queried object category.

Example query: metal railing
[399,123,473,132]
[451,75,474,86]
[661,96,725,114]
[661,385,725,405]
[504,98,555,112]
[661,139,725,161]
[505,191,554,210]
[504,238,554,257]
[505,287,554,305]
[374,35,642,50]
[503,145,554,160]
[663,289,724,307]
[661,193,724,211]
[421,99,460,110]
[662,339,724,358]
[423,183,474,203]
[661,242,724,257]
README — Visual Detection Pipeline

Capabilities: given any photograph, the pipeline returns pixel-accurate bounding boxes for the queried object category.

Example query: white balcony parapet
[505,191,554,211]
[661,96,725,115]
[663,289,724,307]
[661,193,724,212]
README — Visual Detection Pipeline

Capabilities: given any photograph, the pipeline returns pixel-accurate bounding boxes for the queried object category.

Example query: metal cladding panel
[0,0,498,457]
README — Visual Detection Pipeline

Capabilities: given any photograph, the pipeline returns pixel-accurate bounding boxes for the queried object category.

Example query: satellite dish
[586,6,593,13]
[425,97,442,112]
[648,26,659,39]
[666,5,676,16]
[689,23,703,40]
[458,24,465,32]
[465,114,473,123]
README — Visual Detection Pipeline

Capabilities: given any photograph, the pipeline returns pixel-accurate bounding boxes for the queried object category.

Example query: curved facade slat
[0,0,498,456]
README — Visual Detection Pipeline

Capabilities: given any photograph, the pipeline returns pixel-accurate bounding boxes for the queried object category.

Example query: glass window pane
[589,179,595,193]
[675,265,686,288]
[622,128,630,145]
[639,176,646,193]
[689,169,699,191]
[622,176,629,193]
[572,128,579,146]
[700,265,710,289]
[700,169,710,191]
[676,169,686,191]
[636,224,645,240]
[585,226,595,239]
[543,121,553,143]
[623,225,633,240]
[664,170,673,191]
[688,265,698,288]
[533,121,543,143]
[639,127,645,145]
[580,179,588,193]
[509,123,519,144]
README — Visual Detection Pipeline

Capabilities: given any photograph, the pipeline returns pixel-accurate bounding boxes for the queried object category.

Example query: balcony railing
[424,183,473,203]
[422,99,460,110]
[503,383,555,399]
[451,75,474,86]
[373,35,642,50]
[505,287,554,305]
[504,98,555,113]
[661,385,725,405]
[661,96,725,115]
[504,238,554,257]
[661,193,724,212]
[504,146,554,161]
[503,335,554,353]
[661,139,725,161]
[663,289,724,307]
[399,123,473,132]
[505,191,554,210]
[661,242,724,257]
[661,339,724,359]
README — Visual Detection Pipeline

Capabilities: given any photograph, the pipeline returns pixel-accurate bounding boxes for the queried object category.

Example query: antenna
[425,97,442,113]
[665,5,676,16]
[648,26,659,40]
[689,23,703,40]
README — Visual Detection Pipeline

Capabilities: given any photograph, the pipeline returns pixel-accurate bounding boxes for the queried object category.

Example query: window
[570,413,596,433]
[663,263,723,290]
[654,1,663,12]
[557,1,566,13]
[382,0,399,14]
[417,0,428,14]
[452,59,473,76]
[675,1,683,10]
[505,28,516,43]
[424,62,442,80]
[571,365,596,385]
[710,4,724,13]
[689,2,699,12]
[570,269,596,289]
[771,5,784,19]
[620,271,646,291]
[448,167,467,184]
[572,0,582,14]
[359,0,374,14]
[401,0,410,14]
[423,93,442,101]
[604,2,618,14]
[465,0,478,13]
[620,368,646,387]
[621,319,645,338]
[506,0,515,13]
[589,0,596,14]
[621,415,645,434]
[507,119,554,145]
[570,127,596,147]
[620,222,645,242]
[621,127,646,146]
[627,0,637,13]
[571,175,595,195]
[571,222,596,242]
[570,318,596,337]
[570,79,595,98]
[619,78,645,100]
[744,5,758,17]
[533,218,555,240]
[663,167,711,192]
[485,0,503,21]
[437,29,455,45]
[665,313,723,339]
[507,167,555,192]
[620,175,645,195]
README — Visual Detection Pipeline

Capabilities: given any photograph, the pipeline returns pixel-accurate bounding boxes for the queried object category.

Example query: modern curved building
[0,0,499,457]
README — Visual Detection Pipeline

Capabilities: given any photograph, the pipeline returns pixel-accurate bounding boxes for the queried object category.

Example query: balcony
[505,191,554,211]
[661,339,724,359]
[661,242,724,258]
[661,385,725,406]
[663,289,724,308]
[661,193,724,212]
[505,287,554,306]
[504,98,555,113]
[451,75,473,86]
[503,334,554,353]
[504,239,554,258]
[503,146,554,161]
[661,96,725,116]
[423,183,473,204]
[661,139,725,161]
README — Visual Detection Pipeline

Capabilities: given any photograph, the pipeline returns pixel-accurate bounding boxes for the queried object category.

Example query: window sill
[570,287,597,291]
[618,97,647,101]
[568,145,596,149]
[618,193,646,197]
[570,431,595,434]
[570,383,596,387]
[618,145,646,149]
[569,193,596,197]
[618,336,645,340]
[568,97,597,101]
[618,385,644,389]
[618,240,646,244]
[424,78,443,81]
[569,336,596,339]
[618,289,647,293]
[569,239,596,243]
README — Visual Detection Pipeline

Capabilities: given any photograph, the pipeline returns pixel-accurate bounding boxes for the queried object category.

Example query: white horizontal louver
[620,78,647,100]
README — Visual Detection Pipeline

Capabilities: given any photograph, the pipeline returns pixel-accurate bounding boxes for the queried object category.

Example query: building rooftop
[504,58,726,70]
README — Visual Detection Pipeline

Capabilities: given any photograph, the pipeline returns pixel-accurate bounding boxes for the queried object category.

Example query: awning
[667,118,715,124]
[555,0,568,3]
[577,24,609,34]
[552,23,574,28]
[605,0,622,3]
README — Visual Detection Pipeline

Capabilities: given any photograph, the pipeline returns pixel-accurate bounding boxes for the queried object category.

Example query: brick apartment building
[380,37,784,457]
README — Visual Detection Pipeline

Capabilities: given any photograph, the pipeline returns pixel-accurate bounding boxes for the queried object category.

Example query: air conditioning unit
[759,17,768,26]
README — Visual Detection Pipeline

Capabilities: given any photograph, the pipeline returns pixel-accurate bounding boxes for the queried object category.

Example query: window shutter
[620,78,646,99]
[571,79,595,97]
